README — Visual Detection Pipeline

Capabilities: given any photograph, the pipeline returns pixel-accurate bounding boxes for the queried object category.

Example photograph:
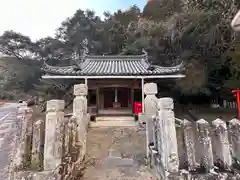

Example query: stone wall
[9,84,90,180]
[142,82,240,180]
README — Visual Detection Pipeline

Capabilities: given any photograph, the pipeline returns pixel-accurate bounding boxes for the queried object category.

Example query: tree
[56,9,107,55]
[0,31,43,93]
[0,31,36,60]
[164,1,237,97]
[35,37,66,64]
[0,3,239,102]
[142,0,183,21]
[103,6,142,54]
[224,40,240,90]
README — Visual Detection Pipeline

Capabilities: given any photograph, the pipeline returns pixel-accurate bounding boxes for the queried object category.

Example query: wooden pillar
[96,87,99,115]
[114,87,118,102]
[141,78,145,113]
[85,79,89,106]
[131,86,134,114]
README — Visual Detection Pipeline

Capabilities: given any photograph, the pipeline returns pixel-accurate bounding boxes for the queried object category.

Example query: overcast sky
[0,0,145,41]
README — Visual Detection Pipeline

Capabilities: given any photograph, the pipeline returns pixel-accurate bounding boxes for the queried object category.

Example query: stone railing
[141,83,240,179]
[9,84,90,180]
[211,100,237,109]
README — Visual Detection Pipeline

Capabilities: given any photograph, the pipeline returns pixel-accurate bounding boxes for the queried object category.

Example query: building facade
[41,51,184,116]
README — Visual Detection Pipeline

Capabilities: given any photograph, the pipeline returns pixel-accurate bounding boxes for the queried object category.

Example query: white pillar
[141,78,145,113]
[157,98,179,172]
[231,10,240,32]
[114,87,118,102]
[143,83,158,158]
[84,78,88,85]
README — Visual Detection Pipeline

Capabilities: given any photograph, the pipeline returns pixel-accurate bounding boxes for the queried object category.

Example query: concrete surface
[0,103,18,179]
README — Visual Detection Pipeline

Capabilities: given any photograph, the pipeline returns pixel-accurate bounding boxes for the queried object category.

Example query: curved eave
[41,60,184,76]
[41,66,183,76]
[42,73,185,79]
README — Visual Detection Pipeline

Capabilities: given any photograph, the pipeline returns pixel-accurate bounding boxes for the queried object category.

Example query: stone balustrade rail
[8,84,90,180]
[141,82,240,180]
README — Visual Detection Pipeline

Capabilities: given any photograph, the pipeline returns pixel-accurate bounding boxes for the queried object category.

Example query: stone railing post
[212,119,232,169]
[143,82,158,157]
[73,84,89,162]
[144,82,158,115]
[31,119,44,170]
[73,84,88,124]
[12,105,33,171]
[44,99,65,171]
[228,119,240,162]
[17,104,32,140]
[63,115,79,173]
[156,97,179,173]
[182,119,197,171]
[196,119,214,172]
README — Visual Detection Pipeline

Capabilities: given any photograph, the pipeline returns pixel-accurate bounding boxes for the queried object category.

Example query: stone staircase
[83,125,155,180]
[90,116,137,128]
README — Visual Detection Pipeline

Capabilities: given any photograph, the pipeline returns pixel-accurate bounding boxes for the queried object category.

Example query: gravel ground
[83,126,156,180]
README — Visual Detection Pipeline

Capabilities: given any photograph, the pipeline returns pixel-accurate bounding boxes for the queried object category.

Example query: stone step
[96,116,134,121]
[101,156,135,168]
[90,120,137,128]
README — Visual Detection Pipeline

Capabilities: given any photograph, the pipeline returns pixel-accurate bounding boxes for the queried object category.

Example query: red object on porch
[134,102,142,115]
[232,89,240,119]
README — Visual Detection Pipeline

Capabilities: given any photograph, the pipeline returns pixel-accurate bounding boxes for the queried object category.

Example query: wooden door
[103,88,114,108]
[118,88,129,108]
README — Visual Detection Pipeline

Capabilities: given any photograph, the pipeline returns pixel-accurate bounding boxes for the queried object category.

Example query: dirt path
[83,126,155,180]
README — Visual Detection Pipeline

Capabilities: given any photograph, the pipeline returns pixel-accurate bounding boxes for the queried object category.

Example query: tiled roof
[42,54,183,76]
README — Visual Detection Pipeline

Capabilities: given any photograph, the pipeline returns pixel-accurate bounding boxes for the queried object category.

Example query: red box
[134,102,142,115]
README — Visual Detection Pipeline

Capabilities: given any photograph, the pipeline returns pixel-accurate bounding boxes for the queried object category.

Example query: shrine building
[41,51,184,116]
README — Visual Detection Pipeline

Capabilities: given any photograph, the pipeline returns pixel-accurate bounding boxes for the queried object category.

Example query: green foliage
[0,57,41,93]
[224,41,240,89]
[176,59,210,95]
[0,1,239,101]
[142,0,183,21]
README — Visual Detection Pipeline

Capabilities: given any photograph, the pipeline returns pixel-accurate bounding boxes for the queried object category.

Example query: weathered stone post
[44,99,65,170]
[73,84,88,162]
[143,82,158,157]
[10,104,33,176]
[182,119,197,171]
[8,106,25,180]
[18,103,32,140]
[196,119,214,172]
[73,84,88,123]
[156,98,179,173]
[65,116,78,161]
[14,105,33,170]
[144,83,158,115]
[64,120,71,157]
[228,119,240,162]
[212,119,232,169]
[31,119,44,170]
